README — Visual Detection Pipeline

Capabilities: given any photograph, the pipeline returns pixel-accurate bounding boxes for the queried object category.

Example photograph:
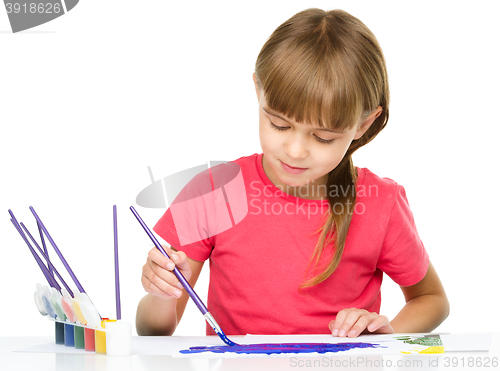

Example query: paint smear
[419,346,444,354]
[180,342,382,355]
[395,335,444,355]
[395,335,443,347]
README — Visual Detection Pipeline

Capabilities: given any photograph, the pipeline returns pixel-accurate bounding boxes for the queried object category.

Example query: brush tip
[217,330,239,346]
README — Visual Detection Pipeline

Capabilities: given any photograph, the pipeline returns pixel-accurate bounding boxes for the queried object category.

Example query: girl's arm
[330,261,449,337]
[391,261,450,332]
[136,247,205,336]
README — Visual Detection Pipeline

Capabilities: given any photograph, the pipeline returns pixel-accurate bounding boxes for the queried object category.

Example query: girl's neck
[262,154,328,200]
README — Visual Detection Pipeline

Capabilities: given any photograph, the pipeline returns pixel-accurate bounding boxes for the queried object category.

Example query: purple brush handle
[29,206,86,294]
[21,222,74,297]
[37,222,51,276]
[113,205,121,320]
[129,206,208,315]
[10,217,59,289]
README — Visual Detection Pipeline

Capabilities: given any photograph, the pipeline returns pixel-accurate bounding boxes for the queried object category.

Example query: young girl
[136,8,449,338]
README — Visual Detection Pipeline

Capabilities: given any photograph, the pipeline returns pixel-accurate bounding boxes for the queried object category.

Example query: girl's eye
[270,122,288,131]
[314,135,334,144]
[270,121,334,144]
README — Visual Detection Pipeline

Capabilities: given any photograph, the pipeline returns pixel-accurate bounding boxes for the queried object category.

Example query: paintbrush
[9,215,59,290]
[29,206,87,294]
[130,206,239,346]
[113,205,121,320]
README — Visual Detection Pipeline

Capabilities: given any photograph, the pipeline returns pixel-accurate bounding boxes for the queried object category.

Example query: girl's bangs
[257,42,365,131]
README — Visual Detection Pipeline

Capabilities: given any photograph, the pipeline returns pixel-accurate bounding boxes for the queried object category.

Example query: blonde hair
[255,8,390,287]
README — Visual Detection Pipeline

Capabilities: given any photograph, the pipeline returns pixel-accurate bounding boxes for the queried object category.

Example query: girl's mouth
[280,160,307,174]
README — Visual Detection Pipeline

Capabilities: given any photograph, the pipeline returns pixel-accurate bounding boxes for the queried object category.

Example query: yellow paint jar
[95,318,116,354]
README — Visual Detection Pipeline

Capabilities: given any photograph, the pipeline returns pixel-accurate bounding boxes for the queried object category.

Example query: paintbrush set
[8,205,132,356]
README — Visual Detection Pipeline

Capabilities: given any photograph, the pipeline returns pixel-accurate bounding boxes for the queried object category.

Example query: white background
[1,0,499,337]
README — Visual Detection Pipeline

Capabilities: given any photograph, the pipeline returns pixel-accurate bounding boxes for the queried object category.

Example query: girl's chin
[276,175,311,188]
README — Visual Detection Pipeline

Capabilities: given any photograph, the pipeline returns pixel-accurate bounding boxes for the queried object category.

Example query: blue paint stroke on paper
[180,342,383,355]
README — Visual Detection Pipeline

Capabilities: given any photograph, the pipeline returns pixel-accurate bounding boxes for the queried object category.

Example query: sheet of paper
[171,333,441,358]
[16,333,491,357]
[245,333,492,352]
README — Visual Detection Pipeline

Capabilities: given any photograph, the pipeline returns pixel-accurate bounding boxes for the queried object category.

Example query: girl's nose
[284,134,308,159]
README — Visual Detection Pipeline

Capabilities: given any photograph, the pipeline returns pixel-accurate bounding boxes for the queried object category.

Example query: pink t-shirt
[153,153,429,335]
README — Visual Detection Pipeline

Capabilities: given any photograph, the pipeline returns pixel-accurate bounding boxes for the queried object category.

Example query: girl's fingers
[141,274,177,300]
[330,308,350,336]
[334,309,358,337]
[331,309,390,338]
[143,272,183,299]
[142,258,183,299]
[148,247,192,280]
[367,315,392,333]
[141,246,192,299]
[147,260,182,288]
[328,320,336,333]
[346,312,379,337]
[148,247,172,270]
[339,310,375,338]
[172,250,191,273]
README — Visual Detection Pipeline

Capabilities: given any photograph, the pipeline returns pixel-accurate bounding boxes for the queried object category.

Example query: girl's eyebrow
[262,107,346,134]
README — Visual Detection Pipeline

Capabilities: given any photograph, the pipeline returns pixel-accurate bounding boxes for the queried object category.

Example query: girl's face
[254,76,381,199]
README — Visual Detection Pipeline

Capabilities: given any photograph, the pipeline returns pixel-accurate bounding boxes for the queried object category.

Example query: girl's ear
[253,73,260,100]
[353,106,383,140]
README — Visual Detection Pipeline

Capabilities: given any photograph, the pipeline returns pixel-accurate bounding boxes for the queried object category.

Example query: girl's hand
[329,308,394,338]
[141,246,192,301]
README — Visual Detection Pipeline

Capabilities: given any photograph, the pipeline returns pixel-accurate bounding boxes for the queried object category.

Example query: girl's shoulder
[230,153,264,181]
[354,168,417,240]
[357,167,400,187]
[356,167,404,203]
[231,153,260,166]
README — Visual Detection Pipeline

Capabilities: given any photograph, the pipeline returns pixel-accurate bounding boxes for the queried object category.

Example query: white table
[1,334,499,371]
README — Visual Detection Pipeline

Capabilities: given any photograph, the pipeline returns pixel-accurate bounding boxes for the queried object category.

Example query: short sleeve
[153,161,247,262]
[153,206,214,262]
[377,184,429,286]
[153,167,219,262]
